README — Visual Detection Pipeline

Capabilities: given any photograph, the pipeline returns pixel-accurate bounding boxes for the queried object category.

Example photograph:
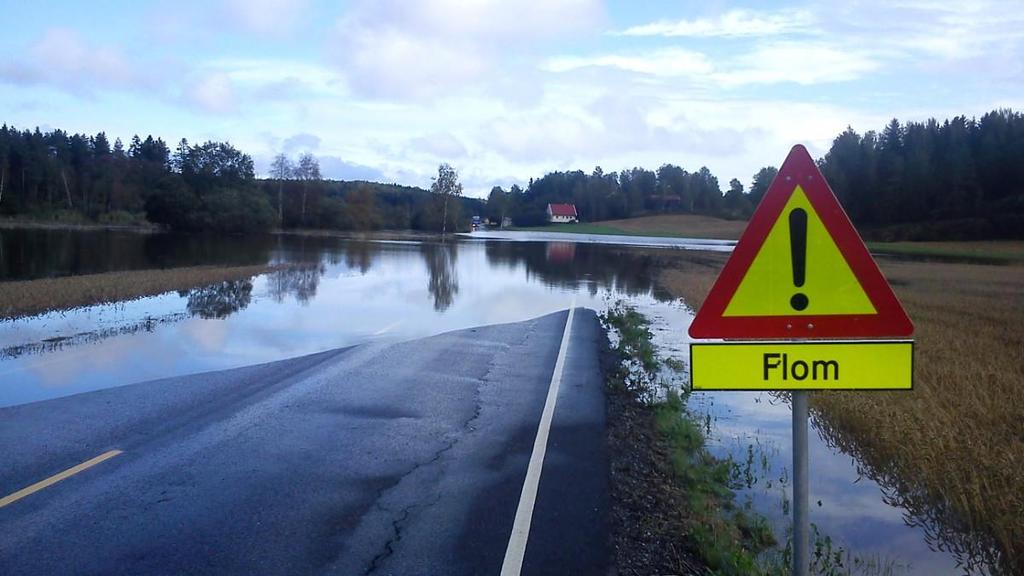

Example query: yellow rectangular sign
[690,341,913,390]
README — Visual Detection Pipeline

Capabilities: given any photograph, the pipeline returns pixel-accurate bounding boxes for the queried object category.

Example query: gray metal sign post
[792,390,809,576]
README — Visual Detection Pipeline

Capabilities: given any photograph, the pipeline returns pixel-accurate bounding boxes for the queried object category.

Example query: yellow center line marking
[0,449,123,509]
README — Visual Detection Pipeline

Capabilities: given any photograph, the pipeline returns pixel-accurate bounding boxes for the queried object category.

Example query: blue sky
[2,0,1021,196]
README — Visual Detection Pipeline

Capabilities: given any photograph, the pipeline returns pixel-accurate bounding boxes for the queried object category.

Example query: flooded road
[0,232,671,407]
[0,228,988,573]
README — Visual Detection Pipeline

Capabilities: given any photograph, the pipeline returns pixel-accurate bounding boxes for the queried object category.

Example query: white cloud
[618,9,815,38]
[0,28,151,95]
[544,42,880,87]
[188,73,236,113]
[816,1,1024,64]
[340,28,489,100]
[204,58,347,100]
[543,48,713,77]
[328,0,605,100]
[713,42,881,87]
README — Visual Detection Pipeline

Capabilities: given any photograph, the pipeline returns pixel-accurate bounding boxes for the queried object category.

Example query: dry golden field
[0,264,278,320]
[657,248,1024,573]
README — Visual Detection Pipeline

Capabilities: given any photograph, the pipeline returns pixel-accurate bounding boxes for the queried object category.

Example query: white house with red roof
[546,203,578,223]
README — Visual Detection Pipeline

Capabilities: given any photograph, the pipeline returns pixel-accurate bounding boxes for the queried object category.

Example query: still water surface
[0,228,979,574]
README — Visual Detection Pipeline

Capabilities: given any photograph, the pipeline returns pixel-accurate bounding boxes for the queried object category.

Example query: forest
[1,108,1022,239]
[0,128,479,234]
[488,109,1024,239]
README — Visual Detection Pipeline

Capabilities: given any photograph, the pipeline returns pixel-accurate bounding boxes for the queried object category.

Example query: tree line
[484,164,769,227]
[2,108,1022,239]
[0,125,478,233]
[487,109,1023,239]
[820,110,1024,239]
[263,155,470,233]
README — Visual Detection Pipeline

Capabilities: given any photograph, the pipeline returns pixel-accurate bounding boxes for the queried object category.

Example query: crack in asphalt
[360,323,534,575]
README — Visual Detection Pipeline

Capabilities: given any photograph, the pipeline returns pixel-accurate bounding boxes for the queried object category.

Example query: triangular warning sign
[689,145,913,339]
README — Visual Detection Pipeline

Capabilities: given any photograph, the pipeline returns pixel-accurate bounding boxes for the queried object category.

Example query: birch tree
[270,153,293,224]
[296,153,320,227]
[430,163,462,237]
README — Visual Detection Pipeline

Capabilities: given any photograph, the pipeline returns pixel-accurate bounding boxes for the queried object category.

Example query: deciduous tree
[430,163,462,237]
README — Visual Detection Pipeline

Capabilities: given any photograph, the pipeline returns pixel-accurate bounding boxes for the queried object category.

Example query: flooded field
[0,227,998,573]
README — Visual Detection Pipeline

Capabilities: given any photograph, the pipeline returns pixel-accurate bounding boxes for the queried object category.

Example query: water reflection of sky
[0,232,977,574]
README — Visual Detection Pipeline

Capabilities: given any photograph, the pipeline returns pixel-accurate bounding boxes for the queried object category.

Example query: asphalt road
[0,309,609,575]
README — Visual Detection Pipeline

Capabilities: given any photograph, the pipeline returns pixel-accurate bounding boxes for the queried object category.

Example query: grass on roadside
[605,301,908,576]
[603,302,775,574]
[655,388,777,574]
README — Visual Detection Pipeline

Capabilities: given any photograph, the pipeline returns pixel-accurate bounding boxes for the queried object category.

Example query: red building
[546,203,578,223]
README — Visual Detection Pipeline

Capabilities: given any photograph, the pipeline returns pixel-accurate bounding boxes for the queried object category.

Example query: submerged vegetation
[656,250,1024,574]
[0,264,279,320]
[811,261,1024,574]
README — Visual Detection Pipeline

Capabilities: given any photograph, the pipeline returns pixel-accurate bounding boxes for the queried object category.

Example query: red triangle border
[688,145,914,340]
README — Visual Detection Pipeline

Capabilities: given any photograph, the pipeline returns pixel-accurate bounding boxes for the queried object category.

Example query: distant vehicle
[471,215,482,230]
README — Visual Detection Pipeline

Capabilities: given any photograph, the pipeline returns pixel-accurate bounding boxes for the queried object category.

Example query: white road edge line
[500,299,577,576]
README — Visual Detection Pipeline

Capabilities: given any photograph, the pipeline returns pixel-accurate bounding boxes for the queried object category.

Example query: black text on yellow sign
[689,341,913,390]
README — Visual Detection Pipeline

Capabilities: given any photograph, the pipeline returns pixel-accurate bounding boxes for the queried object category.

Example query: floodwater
[468,229,735,251]
[0,227,989,574]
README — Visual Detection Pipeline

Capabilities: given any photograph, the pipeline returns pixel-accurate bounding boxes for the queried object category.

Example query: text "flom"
[763,353,839,381]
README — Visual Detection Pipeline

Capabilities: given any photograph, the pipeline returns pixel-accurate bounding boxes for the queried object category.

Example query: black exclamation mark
[789,208,809,311]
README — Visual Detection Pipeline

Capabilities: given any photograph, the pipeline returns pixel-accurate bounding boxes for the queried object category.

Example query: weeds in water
[605,302,909,575]
[600,301,664,404]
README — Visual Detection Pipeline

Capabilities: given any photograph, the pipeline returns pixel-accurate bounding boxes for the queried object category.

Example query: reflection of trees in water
[182,280,253,319]
[272,236,381,275]
[267,264,326,304]
[811,408,1005,574]
[484,241,667,300]
[1,228,275,281]
[264,238,384,306]
[422,242,459,312]
[343,241,377,274]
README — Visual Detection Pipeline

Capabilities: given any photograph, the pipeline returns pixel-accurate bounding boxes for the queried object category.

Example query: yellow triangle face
[724,186,876,317]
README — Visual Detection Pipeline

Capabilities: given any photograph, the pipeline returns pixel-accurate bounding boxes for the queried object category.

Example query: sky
[1,0,1022,197]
